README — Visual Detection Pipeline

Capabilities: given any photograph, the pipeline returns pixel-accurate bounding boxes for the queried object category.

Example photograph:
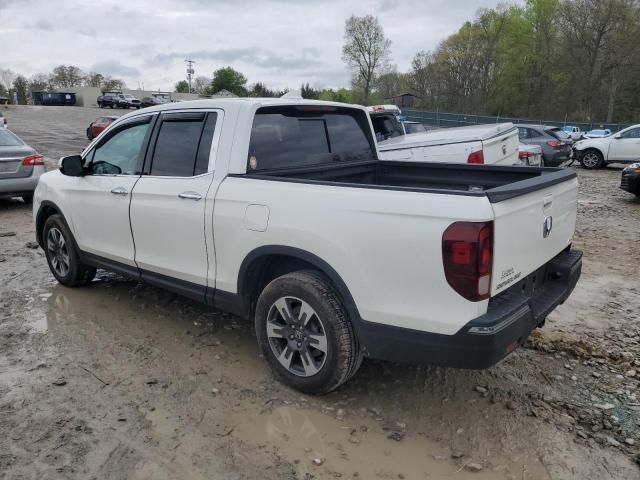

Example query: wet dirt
[1,106,639,479]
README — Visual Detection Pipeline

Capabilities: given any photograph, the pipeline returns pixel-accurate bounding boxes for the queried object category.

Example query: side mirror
[614,133,622,139]
[60,155,84,176]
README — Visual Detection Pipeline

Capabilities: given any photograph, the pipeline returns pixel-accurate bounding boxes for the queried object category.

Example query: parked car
[574,124,640,169]
[563,126,585,141]
[97,92,120,109]
[140,96,163,108]
[0,128,45,203]
[116,94,141,109]
[584,129,612,139]
[33,98,582,394]
[517,125,573,167]
[86,116,119,140]
[518,143,543,166]
[367,106,519,166]
[620,162,640,196]
[0,111,6,128]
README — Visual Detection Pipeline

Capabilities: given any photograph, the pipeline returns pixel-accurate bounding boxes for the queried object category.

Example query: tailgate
[482,127,519,165]
[490,175,578,295]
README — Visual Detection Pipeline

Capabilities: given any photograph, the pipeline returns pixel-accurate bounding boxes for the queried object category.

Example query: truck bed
[244,160,577,203]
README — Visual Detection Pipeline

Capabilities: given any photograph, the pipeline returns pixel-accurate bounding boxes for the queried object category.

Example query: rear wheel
[580,150,604,169]
[43,214,96,287]
[255,270,362,395]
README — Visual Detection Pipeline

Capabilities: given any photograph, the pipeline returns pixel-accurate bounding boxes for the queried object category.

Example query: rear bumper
[545,151,571,166]
[0,168,43,195]
[359,248,582,368]
[620,171,640,194]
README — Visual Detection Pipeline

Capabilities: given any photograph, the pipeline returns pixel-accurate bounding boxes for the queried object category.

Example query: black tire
[21,193,33,204]
[110,103,115,109]
[255,270,362,395]
[43,214,96,287]
[580,149,604,169]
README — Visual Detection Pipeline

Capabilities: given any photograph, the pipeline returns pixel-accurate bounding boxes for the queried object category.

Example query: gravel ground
[0,105,639,479]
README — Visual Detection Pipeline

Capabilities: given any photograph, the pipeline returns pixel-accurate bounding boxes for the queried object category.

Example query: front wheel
[43,214,96,287]
[580,150,604,169]
[255,270,362,395]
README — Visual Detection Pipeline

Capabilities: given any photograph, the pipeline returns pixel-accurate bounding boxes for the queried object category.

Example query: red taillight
[442,221,493,302]
[467,150,485,164]
[22,154,45,166]
[519,151,534,159]
[546,140,562,148]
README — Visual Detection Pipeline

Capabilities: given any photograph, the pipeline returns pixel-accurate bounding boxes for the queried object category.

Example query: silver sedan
[0,129,45,203]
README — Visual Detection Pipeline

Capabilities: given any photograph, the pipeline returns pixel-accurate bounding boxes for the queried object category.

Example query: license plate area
[0,161,20,173]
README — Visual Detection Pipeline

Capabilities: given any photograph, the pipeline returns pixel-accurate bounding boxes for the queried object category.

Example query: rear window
[0,129,22,146]
[547,128,571,140]
[247,106,375,172]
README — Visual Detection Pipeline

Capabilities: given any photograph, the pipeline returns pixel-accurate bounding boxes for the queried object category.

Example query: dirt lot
[1,105,639,480]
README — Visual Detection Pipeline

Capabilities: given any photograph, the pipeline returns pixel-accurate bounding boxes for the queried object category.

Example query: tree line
[343,0,640,123]
[0,65,127,104]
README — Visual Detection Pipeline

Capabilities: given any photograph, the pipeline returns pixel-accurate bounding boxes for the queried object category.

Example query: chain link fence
[402,108,631,133]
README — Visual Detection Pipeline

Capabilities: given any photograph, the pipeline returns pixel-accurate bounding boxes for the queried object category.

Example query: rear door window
[546,127,571,140]
[148,112,217,177]
[247,106,375,172]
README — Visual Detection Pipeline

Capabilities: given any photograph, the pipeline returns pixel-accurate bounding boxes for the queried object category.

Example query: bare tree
[0,68,16,91]
[342,15,391,103]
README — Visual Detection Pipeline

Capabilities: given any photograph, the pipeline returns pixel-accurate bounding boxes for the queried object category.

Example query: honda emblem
[543,216,553,238]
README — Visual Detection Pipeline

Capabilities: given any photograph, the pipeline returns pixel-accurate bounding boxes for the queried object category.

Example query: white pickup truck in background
[368,106,520,166]
[34,98,582,394]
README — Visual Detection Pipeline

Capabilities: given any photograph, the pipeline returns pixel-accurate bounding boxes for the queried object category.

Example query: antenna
[185,59,196,94]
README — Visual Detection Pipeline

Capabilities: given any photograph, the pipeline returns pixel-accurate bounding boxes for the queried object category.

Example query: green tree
[248,82,276,97]
[301,83,320,100]
[342,15,391,103]
[12,75,28,104]
[319,88,352,103]
[209,67,247,96]
[175,80,190,93]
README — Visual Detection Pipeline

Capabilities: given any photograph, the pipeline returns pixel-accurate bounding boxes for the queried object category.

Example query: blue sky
[1,0,515,91]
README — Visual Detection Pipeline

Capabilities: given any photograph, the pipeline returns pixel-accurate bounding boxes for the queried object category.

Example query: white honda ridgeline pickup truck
[33,98,582,394]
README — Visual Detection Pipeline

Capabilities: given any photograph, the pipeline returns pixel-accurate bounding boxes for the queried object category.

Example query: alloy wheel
[266,296,328,377]
[582,152,600,168]
[47,227,70,277]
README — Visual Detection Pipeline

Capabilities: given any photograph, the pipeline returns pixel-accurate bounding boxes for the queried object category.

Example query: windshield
[404,123,427,134]
[0,129,22,146]
[547,127,571,140]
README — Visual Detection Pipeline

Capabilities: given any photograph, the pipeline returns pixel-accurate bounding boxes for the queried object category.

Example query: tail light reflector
[442,221,493,301]
[22,154,45,166]
[546,140,562,148]
[467,150,485,164]
[519,151,535,159]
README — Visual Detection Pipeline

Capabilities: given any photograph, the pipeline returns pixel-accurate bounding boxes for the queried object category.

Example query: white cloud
[0,0,514,91]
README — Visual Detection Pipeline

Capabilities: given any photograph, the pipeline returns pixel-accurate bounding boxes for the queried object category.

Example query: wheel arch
[233,246,362,331]
[35,200,70,248]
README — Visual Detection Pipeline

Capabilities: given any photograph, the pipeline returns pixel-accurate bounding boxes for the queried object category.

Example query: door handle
[178,191,202,201]
[110,187,128,196]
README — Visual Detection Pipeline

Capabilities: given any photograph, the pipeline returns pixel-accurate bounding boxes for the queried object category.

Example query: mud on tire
[255,270,362,395]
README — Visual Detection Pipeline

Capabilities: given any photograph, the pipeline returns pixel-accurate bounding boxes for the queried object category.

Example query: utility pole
[185,59,195,94]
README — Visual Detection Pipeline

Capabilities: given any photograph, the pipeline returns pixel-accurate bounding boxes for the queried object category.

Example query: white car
[562,126,585,141]
[0,111,7,128]
[33,98,582,394]
[367,105,520,166]
[574,124,640,169]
